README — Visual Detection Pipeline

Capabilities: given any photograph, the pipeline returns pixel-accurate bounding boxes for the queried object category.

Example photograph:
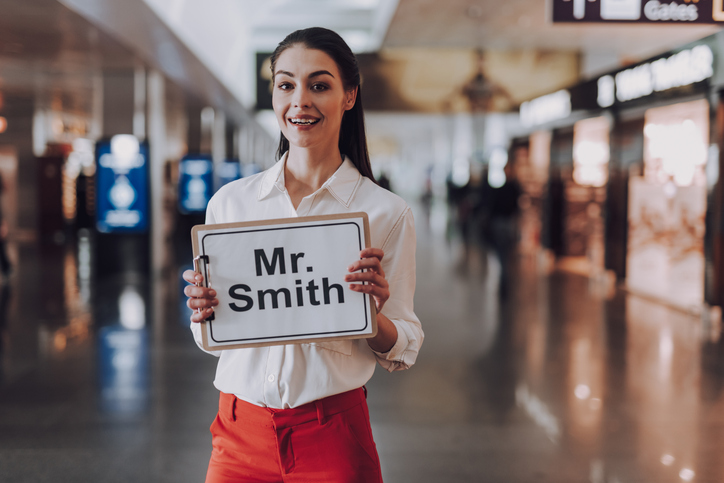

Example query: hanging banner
[552,0,724,24]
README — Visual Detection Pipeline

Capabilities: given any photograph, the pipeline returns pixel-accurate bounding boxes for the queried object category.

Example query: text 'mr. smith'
[228,247,345,312]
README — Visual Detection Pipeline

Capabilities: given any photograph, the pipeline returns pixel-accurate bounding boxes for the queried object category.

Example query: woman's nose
[293,89,311,108]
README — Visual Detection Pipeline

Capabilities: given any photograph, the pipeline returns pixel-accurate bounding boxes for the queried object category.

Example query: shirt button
[267,374,275,383]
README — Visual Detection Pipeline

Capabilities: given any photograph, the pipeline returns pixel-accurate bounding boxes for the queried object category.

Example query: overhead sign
[191,213,377,350]
[520,90,572,127]
[552,0,724,23]
[596,44,714,107]
[95,135,149,233]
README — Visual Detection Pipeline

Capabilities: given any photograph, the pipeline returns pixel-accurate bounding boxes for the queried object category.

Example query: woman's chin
[285,134,326,150]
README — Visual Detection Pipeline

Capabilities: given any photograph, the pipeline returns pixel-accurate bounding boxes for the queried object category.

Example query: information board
[191,212,377,350]
[179,154,214,214]
[95,135,149,233]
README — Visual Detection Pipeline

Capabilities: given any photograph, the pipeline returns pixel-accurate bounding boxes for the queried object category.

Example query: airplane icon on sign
[564,0,642,20]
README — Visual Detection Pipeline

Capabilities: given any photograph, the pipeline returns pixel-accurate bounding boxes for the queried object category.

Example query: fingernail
[209,290,216,296]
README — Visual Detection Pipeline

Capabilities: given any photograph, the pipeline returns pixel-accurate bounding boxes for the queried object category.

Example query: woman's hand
[182,269,219,323]
[347,248,398,353]
[345,248,389,312]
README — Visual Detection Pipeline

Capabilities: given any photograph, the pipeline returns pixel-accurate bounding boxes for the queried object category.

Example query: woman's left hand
[346,248,389,312]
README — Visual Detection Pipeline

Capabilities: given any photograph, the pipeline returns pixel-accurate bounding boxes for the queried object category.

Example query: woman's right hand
[183,269,219,323]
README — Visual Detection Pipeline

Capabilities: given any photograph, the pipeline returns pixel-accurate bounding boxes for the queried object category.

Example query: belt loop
[315,399,326,425]
[230,395,237,422]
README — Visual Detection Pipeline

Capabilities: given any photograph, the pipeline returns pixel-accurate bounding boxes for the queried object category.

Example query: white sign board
[191,212,377,350]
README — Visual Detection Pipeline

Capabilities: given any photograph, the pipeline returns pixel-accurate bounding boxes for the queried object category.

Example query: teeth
[290,118,319,125]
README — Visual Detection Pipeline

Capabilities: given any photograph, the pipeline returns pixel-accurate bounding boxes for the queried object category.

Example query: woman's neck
[284,145,343,209]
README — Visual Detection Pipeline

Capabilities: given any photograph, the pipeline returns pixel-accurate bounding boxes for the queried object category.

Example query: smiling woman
[271,47,356,171]
[183,27,423,483]
[270,28,376,185]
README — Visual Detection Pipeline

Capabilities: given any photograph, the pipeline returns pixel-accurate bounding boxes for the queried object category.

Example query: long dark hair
[269,27,376,182]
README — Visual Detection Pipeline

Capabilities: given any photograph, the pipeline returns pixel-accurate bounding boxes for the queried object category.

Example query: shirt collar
[257,152,362,208]
[257,152,287,201]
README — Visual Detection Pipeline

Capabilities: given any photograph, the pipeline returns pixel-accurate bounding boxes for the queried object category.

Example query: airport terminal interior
[2,0,724,482]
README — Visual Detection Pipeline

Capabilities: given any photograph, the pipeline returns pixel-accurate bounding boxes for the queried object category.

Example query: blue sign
[179,154,214,214]
[215,159,242,190]
[95,135,149,233]
[241,162,263,178]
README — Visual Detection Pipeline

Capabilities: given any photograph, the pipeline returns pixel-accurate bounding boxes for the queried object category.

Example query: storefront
[517,90,612,277]
[518,32,724,312]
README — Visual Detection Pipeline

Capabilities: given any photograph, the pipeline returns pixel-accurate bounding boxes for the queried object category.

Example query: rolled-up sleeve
[373,208,424,372]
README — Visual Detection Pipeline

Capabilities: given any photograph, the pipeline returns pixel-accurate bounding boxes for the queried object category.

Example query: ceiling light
[340,30,371,52]
[347,0,380,8]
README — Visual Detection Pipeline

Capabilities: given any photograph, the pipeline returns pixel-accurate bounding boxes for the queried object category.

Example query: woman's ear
[344,87,358,111]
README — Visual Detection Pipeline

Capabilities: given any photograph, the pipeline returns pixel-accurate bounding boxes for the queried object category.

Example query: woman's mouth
[289,118,320,126]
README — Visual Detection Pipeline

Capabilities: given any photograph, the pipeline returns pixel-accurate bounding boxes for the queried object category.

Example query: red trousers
[205,388,383,483]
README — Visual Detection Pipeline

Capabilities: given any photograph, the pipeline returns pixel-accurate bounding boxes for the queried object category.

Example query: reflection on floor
[1,213,723,483]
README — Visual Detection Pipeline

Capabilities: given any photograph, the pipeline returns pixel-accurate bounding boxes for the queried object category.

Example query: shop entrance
[546,118,610,277]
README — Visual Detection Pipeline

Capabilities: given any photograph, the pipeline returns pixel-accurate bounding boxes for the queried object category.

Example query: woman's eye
[311,84,328,91]
[277,82,293,90]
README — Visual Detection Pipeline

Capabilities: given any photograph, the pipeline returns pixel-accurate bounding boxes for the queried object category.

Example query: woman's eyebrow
[274,69,335,79]
[309,70,334,79]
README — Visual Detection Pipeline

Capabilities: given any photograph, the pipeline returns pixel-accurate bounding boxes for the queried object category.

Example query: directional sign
[552,0,724,24]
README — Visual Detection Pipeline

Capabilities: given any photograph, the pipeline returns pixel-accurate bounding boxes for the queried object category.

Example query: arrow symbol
[564,0,598,19]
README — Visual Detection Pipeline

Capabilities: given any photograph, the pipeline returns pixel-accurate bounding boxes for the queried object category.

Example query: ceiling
[384,0,721,72]
[249,0,400,53]
[0,0,135,101]
[0,0,721,120]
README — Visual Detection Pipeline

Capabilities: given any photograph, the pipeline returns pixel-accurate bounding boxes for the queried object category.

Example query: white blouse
[190,153,423,409]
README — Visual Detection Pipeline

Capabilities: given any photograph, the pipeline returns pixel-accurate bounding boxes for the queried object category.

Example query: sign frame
[191,212,377,351]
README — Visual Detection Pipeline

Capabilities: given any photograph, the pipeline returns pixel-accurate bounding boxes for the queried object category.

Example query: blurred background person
[485,163,521,296]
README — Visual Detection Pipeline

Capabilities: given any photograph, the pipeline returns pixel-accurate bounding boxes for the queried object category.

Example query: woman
[184,27,423,483]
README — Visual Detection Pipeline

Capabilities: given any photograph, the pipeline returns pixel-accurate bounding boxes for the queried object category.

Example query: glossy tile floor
[1,206,723,483]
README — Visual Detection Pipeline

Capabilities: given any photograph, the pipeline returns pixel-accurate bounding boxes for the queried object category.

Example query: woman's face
[272,46,356,154]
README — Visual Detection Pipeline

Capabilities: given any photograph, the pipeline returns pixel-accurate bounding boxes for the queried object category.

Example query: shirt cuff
[371,318,409,361]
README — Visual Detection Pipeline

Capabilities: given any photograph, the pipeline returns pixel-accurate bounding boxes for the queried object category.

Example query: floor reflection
[0,205,722,482]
